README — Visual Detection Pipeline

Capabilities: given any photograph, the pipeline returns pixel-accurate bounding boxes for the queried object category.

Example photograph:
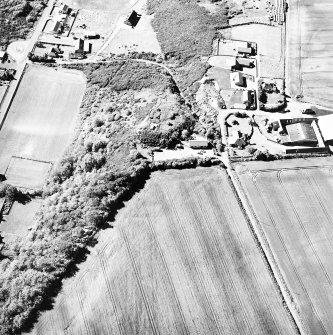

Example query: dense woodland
[0,61,217,334]
[147,0,229,99]
[0,0,45,47]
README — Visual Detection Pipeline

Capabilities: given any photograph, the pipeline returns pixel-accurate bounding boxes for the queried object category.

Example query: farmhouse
[188,139,208,148]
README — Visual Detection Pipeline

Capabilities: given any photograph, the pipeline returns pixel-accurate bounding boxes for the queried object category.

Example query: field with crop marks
[237,157,333,335]
[0,64,85,176]
[26,167,297,335]
[286,0,333,107]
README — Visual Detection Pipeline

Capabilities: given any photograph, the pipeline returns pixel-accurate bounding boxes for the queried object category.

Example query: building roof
[84,40,91,53]
[75,38,84,51]
[0,51,6,58]
[318,114,333,141]
[285,122,318,143]
[53,21,63,33]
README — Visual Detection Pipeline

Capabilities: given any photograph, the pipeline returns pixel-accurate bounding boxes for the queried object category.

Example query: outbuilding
[238,46,252,55]
[231,72,244,87]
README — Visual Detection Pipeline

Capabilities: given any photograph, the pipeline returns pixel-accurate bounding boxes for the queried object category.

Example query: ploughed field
[287,0,333,107]
[237,157,333,335]
[27,168,296,335]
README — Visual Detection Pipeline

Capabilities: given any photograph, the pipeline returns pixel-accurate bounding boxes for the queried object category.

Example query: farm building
[0,69,14,81]
[188,139,208,148]
[279,119,321,146]
[124,10,141,27]
[318,114,333,143]
[231,72,244,87]
[52,21,63,34]
[237,57,255,68]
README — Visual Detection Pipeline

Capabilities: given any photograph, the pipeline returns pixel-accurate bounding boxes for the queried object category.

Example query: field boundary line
[118,225,159,335]
[226,167,305,335]
[141,201,191,335]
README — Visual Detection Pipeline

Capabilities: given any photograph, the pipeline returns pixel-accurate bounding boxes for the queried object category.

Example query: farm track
[245,168,330,335]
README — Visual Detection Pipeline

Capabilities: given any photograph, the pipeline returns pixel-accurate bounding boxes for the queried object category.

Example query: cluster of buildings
[51,4,75,36]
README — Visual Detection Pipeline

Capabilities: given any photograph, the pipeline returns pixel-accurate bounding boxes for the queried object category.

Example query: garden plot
[27,168,297,335]
[237,157,333,335]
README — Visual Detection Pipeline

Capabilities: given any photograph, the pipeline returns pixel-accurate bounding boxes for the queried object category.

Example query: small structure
[189,139,208,149]
[124,10,141,27]
[231,72,244,87]
[60,4,70,14]
[0,69,15,81]
[84,31,98,39]
[271,120,280,131]
[52,21,63,34]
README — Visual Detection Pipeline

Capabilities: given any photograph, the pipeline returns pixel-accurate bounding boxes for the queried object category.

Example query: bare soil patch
[26,167,297,335]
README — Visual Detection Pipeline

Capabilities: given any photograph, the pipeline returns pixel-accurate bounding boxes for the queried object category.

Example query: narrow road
[0,0,56,126]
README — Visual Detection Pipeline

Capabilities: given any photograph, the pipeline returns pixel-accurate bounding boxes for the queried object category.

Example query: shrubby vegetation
[147,0,229,99]
[0,0,45,47]
[0,61,197,335]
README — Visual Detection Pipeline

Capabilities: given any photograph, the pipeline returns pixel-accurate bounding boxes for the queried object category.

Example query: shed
[60,4,70,14]
[124,10,141,27]
[84,31,98,39]
[282,122,318,146]
[74,38,84,53]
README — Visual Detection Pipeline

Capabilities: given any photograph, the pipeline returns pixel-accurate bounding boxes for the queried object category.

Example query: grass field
[286,0,333,107]
[0,64,86,174]
[237,157,333,334]
[65,0,133,11]
[27,168,297,335]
